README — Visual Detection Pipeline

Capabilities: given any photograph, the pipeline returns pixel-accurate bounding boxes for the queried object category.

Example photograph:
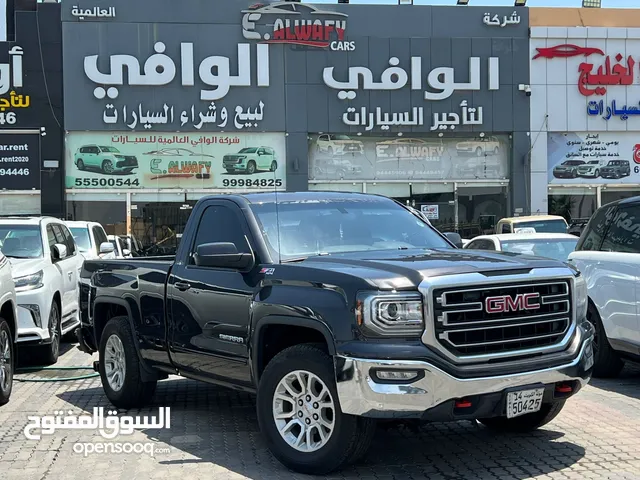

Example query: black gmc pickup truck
[77,192,594,474]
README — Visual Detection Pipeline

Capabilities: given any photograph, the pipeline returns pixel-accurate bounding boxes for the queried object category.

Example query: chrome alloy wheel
[0,329,10,392]
[104,334,126,391]
[272,370,336,453]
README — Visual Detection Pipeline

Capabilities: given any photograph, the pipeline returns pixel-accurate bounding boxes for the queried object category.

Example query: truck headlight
[356,292,424,336]
[574,274,588,322]
[13,270,44,291]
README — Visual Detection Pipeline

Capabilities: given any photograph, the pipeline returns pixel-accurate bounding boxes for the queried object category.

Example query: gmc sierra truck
[77,192,594,474]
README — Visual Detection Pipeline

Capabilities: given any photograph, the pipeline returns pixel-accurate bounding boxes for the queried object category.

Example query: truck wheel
[246,161,256,174]
[101,159,114,174]
[76,159,85,170]
[257,344,376,475]
[589,303,624,378]
[0,319,13,406]
[98,316,157,409]
[478,400,566,433]
[270,160,278,172]
[39,301,61,365]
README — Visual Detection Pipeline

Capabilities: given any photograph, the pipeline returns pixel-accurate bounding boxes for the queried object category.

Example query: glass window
[500,238,578,262]
[511,219,568,234]
[600,205,640,254]
[46,225,56,248]
[467,239,495,250]
[69,227,92,254]
[52,224,76,257]
[192,205,250,260]
[92,226,108,250]
[131,201,195,256]
[0,225,43,258]
[66,199,127,237]
[457,186,507,236]
[501,224,511,234]
[576,204,616,252]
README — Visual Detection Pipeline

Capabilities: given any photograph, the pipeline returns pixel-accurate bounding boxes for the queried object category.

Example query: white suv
[0,217,84,364]
[568,198,640,377]
[0,251,18,405]
[66,221,115,260]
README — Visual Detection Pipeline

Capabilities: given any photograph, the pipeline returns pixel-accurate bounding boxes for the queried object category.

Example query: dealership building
[529,7,640,222]
[60,0,532,250]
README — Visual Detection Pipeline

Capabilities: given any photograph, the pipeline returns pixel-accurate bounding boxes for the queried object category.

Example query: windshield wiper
[280,256,309,263]
[5,255,32,259]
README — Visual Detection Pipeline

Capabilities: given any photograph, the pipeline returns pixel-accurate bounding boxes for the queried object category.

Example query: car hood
[292,248,564,290]
[331,140,362,145]
[8,258,45,276]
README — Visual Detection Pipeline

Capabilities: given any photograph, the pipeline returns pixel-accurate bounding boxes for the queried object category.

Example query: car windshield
[238,148,257,154]
[563,161,584,166]
[334,135,351,140]
[513,220,568,233]
[249,199,451,261]
[70,227,91,252]
[0,225,43,258]
[100,146,119,153]
[607,161,618,166]
[587,161,599,165]
[501,238,578,262]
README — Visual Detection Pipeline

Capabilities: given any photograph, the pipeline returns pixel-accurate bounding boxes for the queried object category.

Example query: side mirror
[122,249,131,257]
[53,243,67,260]
[443,232,463,249]
[100,242,115,255]
[193,242,254,270]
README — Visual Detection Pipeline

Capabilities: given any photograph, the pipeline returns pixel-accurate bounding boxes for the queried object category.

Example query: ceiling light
[515,0,526,5]
[398,0,413,4]
[582,0,601,7]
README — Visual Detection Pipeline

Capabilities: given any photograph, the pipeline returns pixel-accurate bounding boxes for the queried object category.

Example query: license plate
[506,388,544,419]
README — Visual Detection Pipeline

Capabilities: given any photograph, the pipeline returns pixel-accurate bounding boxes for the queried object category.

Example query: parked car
[495,215,568,234]
[311,157,362,179]
[223,147,278,174]
[568,197,640,378]
[74,145,138,174]
[77,192,593,475]
[465,233,579,263]
[577,159,608,178]
[0,217,84,364]
[455,136,500,156]
[67,221,116,260]
[568,218,590,237]
[120,235,144,257]
[0,251,17,406]
[108,235,132,258]
[552,160,585,179]
[316,134,364,156]
[600,160,631,179]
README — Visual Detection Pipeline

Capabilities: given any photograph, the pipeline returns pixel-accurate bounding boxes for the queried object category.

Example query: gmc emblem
[485,293,540,314]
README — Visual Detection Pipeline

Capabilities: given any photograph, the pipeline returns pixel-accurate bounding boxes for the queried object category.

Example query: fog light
[23,304,41,328]
[375,370,419,381]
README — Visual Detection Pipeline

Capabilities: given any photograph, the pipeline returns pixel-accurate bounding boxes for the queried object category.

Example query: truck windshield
[513,220,568,233]
[501,238,578,262]
[70,227,92,252]
[0,225,43,258]
[249,199,451,261]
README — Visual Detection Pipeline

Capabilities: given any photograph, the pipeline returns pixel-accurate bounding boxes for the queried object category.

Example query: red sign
[485,293,540,314]
[634,145,640,165]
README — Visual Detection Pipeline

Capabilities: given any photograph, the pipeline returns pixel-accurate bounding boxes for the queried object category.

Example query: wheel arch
[0,299,17,342]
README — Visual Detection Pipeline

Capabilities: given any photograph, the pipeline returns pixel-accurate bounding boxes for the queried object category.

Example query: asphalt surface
[1,341,640,480]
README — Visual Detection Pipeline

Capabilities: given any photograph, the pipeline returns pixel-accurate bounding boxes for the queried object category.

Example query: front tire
[478,400,566,433]
[0,319,13,406]
[99,316,157,409]
[102,159,114,174]
[257,344,375,475]
[246,161,256,175]
[38,301,61,365]
[270,160,278,172]
[589,303,624,378]
[594,169,600,177]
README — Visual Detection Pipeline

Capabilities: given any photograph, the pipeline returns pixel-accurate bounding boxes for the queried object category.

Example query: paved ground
[1,342,640,480]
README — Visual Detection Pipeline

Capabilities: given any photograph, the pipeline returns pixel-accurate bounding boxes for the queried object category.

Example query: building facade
[530,8,640,223]
[0,1,64,217]
[62,0,531,251]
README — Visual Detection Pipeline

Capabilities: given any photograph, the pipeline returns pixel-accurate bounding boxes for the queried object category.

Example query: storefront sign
[0,45,30,126]
[65,132,286,190]
[309,134,509,181]
[421,205,439,220]
[0,134,40,190]
[71,6,116,20]
[548,132,639,185]
[482,11,522,28]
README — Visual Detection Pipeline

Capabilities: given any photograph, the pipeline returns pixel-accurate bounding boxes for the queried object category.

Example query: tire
[98,316,157,409]
[246,161,256,175]
[478,400,566,433]
[270,161,278,172]
[0,319,14,406]
[594,169,600,177]
[256,344,376,475]
[102,159,114,174]
[475,147,483,157]
[38,301,61,366]
[572,170,578,178]
[76,159,85,171]
[589,303,624,378]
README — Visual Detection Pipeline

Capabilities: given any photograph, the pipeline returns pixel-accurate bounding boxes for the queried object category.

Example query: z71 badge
[260,267,275,275]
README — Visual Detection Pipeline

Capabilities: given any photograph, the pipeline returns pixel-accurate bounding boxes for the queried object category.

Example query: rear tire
[99,316,157,409]
[589,303,624,378]
[270,161,278,172]
[256,344,376,475]
[0,319,13,406]
[478,400,566,433]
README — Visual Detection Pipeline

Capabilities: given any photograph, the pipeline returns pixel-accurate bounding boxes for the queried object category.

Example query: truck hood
[8,258,45,276]
[295,248,564,290]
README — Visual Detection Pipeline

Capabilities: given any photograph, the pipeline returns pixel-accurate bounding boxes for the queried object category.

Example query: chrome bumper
[335,337,593,419]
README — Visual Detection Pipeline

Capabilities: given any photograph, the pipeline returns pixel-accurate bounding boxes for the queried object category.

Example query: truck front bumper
[335,334,593,420]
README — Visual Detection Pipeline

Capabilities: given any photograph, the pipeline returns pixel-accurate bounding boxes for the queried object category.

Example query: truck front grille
[433,281,571,357]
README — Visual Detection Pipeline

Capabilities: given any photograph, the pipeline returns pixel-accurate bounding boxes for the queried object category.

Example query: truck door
[167,200,254,386]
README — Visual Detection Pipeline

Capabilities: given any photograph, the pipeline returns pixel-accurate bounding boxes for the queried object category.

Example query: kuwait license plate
[506,388,544,419]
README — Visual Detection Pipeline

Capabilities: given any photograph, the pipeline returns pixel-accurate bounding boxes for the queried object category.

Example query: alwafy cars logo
[241,2,354,51]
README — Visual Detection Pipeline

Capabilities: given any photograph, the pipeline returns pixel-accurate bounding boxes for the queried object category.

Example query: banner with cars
[65,132,286,190]
[548,132,638,184]
[308,134,510,181]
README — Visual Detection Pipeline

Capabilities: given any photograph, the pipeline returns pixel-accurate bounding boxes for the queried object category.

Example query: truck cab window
[191,205,250,262]
[600,206,640,254]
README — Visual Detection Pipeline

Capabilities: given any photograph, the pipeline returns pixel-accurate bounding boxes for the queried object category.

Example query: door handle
[175,282,191,292]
